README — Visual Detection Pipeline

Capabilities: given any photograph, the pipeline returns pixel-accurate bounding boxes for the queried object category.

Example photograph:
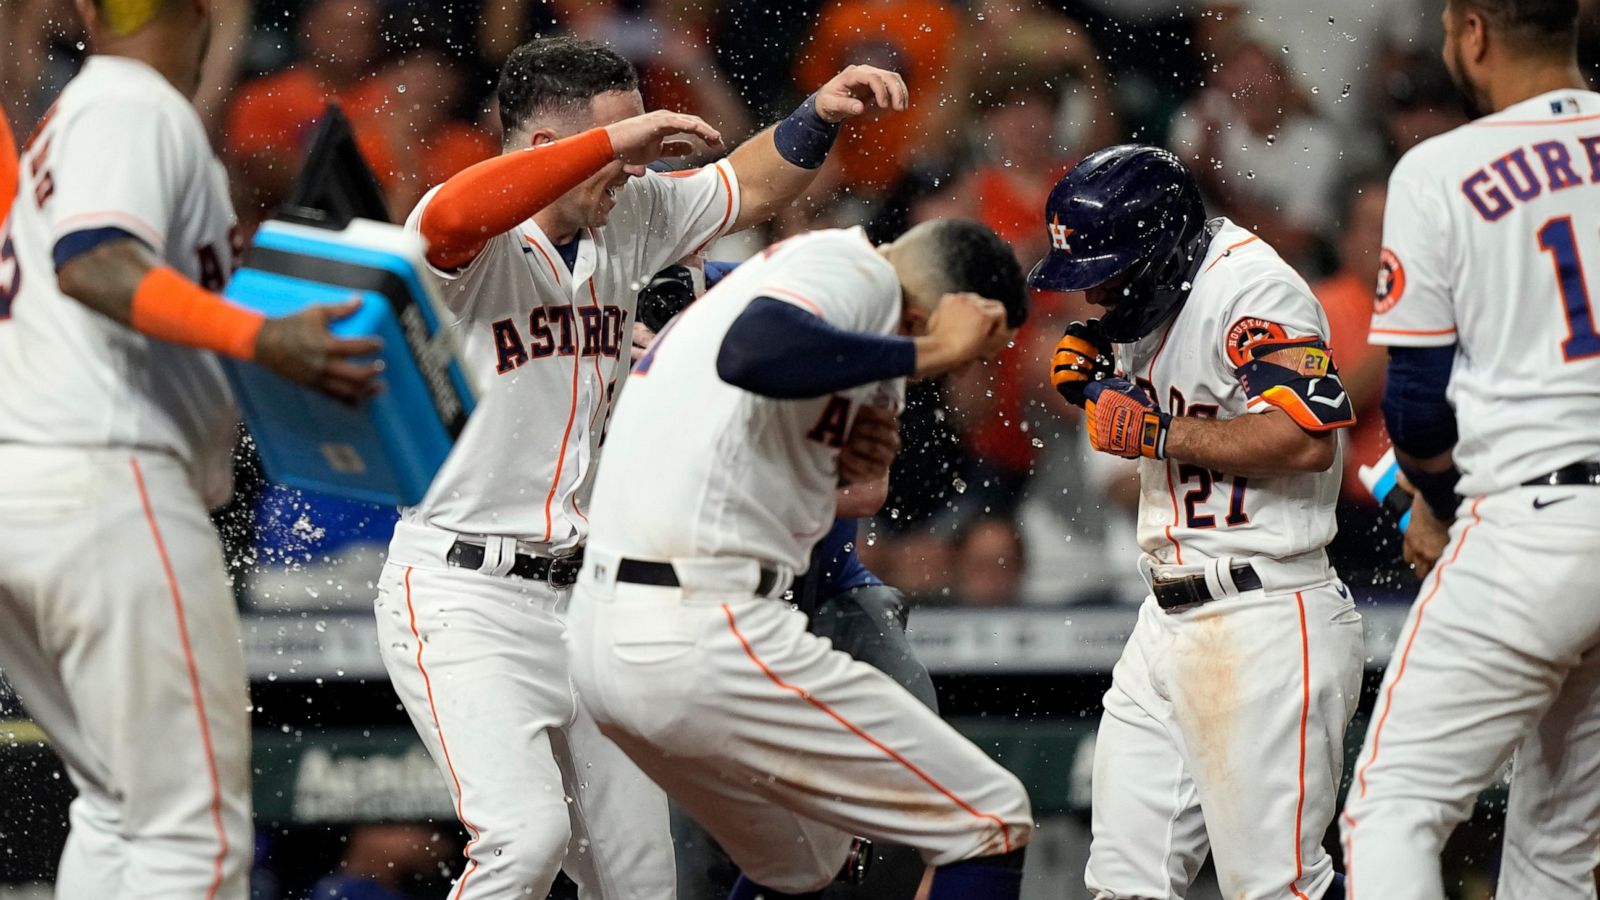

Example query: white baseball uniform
[0,55,251,899]
[567,227,1033,895]
[1086,219,1365,900]
[1341,89,1600,900]
[372,158,740,899]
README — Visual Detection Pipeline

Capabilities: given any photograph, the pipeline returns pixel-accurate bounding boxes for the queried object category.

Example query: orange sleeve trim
[130,267,265,361]
[1472,111,1600,127]
[1369,325,1456,337]
[1203,235,1260,273]
[420,128,615,272]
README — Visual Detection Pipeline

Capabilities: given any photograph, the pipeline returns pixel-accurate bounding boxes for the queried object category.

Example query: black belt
[446,540,583,587]
[615,558,783,597]
[1152,562,1262,612]
[1523,462,1600,487]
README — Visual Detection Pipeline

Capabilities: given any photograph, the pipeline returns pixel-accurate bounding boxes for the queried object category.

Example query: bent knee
[470,816,574,886]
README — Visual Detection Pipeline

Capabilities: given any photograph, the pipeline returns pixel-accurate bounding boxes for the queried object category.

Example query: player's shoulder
[1191,219,1320,325]
[1191,219,1311,302]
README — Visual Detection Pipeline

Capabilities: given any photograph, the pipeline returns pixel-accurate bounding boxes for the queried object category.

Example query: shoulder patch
[1224,317,1289,368]
[1375,247,1405,314]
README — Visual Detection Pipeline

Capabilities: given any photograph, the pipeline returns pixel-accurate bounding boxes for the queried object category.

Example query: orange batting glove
[1084,378,1169,459]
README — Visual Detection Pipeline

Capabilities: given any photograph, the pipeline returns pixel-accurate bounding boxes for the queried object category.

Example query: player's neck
[532,208,580,246]
[92,40,201,97]
[1483,60,1589,114]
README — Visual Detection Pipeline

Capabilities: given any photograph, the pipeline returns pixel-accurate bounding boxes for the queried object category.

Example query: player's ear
[1463,7,1489,63]
[73,0,98,33]
[527,127,561,149]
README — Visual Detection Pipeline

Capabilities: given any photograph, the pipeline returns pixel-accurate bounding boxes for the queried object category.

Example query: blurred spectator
[1314,171,1399,590]
[793,0,966,198]
[1379,53,1468,158]
[1169,23,1342,267]
[555,0,754,149]
[310,824,454,900]
[362,46,497,213]
[1199,0,1431,136]
[1314,171,1391,503]
[225,0,390,224]
[952,517,1027,607]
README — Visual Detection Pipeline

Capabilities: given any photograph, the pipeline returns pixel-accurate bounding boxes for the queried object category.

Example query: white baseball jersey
[401,160,739,546]
[1117,218,1349,582]
[585,227,903,573]
[1372,89,1600,496]
[0,55,241,501]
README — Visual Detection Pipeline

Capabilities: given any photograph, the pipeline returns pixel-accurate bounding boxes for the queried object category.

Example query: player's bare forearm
[727,126,820,232]
[1164,408,1336,477]
[55,238,155,324]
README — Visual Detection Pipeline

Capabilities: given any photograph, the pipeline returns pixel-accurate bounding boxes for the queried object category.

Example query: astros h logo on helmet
[1049,214,1073,252]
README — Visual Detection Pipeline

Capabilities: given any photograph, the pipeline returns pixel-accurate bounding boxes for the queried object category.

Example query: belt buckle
[547,555,583,588]
[1155,574,1207,614]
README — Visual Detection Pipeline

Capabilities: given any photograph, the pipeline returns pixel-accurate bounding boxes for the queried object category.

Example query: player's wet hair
[497,37,640,144]
[915,219,1030,329]
[1452,0,1580,54]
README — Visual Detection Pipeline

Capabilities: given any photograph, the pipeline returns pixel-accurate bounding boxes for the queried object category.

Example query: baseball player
[0,2,380,898]
[647,259,938,898]
[1031,145,1363,900]
[1339,2,1600,897]
[568,218,1035,900]
[371,36,908,900]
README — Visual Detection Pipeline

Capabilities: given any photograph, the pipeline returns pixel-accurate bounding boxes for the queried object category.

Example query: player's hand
[915,292,1010,377]
[1051,319,1115,407]
[1083,378,1169,459]
[605,110,724,166]
[1401,481,1452,578]
[814,65,909,124]
[255,299,384,405]
[838,405,901,486]
[631,321,656,364]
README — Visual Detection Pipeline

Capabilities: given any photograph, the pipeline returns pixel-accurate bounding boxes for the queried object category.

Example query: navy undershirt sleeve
[716,296,915,399]
[53,227,143,272]
[1381,344,1458,459]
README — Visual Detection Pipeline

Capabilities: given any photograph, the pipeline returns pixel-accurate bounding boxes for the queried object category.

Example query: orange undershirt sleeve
[419,127,615,271]
[130,266,266,361]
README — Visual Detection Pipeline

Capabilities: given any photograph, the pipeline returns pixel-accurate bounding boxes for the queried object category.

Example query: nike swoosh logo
[1533,495,1575,510]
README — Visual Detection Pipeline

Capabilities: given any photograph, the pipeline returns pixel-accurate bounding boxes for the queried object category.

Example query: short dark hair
[928,219,1030,328]
[496,37,639,140]
[1454,0,1580,53]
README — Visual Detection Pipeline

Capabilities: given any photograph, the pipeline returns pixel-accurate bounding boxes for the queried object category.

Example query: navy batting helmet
[1029,144,1214,342]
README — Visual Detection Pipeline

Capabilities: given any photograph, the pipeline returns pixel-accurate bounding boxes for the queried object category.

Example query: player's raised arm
[418,110,722,271]
[55,237,383,403]
[722,64,908,232]
[715,220,1025,399]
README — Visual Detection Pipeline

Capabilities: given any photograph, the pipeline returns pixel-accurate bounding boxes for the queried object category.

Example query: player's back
[0,56,240,500]
[1373,90,1600,495]
[585,227,903,573]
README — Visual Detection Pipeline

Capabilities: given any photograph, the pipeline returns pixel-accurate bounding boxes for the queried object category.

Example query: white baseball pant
[0,445,252,900]
[1341,488,1600,900]
[374,522,674,900]
[566,551,1034,895]
[1087,578,1364,900]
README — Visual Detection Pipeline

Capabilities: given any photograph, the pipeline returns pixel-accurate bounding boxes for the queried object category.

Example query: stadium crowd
[3,0,1598,609]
